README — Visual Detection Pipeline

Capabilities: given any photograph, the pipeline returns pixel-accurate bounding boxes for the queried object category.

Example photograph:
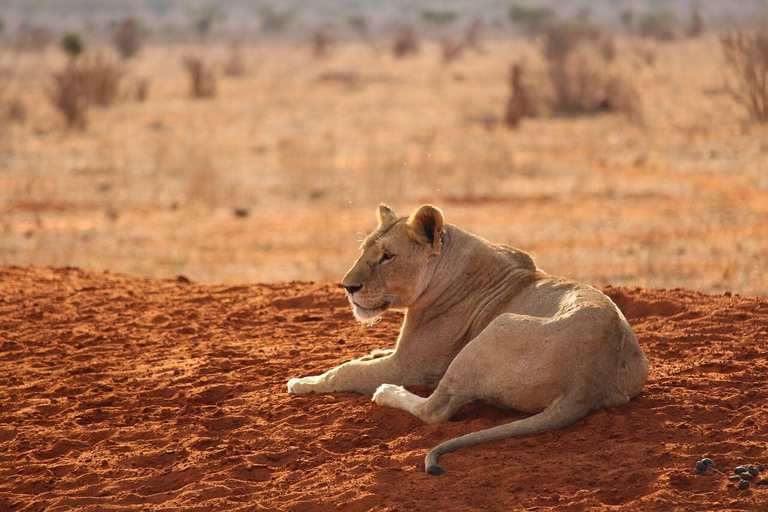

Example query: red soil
[1,266,767,511]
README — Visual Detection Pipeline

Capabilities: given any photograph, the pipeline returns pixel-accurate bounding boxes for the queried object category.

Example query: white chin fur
[352,304,386,325]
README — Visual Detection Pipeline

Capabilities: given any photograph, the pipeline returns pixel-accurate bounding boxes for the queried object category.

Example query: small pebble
[741,472,754,481]
[701,458,716,469]
[738,480,749,490]
[747,465,759,477]
[756,463,764,472]
[729,475,742,481]
[734,466,747,474]
[695,461,707,472]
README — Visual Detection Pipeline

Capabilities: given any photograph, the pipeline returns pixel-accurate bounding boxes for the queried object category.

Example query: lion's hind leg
[372,383,468,425]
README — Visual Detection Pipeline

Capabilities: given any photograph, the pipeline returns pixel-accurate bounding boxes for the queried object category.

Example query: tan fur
[287,204,649,474]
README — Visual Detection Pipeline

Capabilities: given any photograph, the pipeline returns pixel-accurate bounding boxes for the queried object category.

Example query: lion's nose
[342,284,362,294]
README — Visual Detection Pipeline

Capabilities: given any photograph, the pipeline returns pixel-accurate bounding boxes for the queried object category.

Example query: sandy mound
[1,267,767,511]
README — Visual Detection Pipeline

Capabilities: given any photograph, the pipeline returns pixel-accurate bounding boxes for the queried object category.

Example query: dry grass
[720,31,768,121]
[1,37,766,295]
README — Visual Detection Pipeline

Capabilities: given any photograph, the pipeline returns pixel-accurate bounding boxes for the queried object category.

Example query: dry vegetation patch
[720,31,768,121]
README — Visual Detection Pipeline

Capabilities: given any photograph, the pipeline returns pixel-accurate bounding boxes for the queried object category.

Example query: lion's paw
[287,376,319,394]
[372,383,409,408]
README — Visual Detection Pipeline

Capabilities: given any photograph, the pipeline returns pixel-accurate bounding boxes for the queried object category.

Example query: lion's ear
[377,204,398,226]
[407,204,444,253]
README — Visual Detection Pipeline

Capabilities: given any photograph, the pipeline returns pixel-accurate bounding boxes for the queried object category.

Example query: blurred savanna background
[0,0,767,295]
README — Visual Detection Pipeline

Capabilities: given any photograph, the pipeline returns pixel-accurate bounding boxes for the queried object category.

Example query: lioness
[287,204,648,475]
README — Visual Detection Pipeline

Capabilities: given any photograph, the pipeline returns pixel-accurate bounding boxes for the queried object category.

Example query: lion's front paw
[372,383,409,408]
[287,376,321,394]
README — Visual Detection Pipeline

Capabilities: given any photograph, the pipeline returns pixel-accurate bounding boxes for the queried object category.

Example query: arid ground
[1,266,767,511]
[2,4,768,510]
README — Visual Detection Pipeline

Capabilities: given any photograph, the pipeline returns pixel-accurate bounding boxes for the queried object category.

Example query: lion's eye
[380,252,394,263]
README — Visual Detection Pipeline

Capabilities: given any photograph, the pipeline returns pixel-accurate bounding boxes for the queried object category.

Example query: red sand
[1,266,767,511]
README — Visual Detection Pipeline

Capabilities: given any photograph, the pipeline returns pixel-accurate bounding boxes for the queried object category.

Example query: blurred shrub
[540,22,641,119]
[441,19,485,64]
[504,63,527,129]
[183,56,216,99]
[720,32,768,121]
[639,9,677,41]
[420,9,458,25]
[311,28,331,58]
[83,53,123,107]
[223,43,246,77]
[1,95,27,125]
[49,62,90,129]
[0,16,4,37]
[687,9,705,38]
[61,32,85,58]
[442,38,465,63]
[620,9,635,32]
[112,17,142,60]
[134,78,150,102]
[392,26,419,58]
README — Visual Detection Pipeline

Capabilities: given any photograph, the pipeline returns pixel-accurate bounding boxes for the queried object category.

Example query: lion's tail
[424,391,596,475]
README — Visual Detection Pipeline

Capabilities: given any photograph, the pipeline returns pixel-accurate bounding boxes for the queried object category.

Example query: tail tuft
[426,464,445,476]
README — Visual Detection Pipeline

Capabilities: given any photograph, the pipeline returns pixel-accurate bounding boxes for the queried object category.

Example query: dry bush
[720,32,768,121]
[465,18,484,51]
[504,63,528,128]
[442,18,485,64]
[311,28,331,58]
[112,17,141,60]
[392,26,419,58]
[223,43,246,77]
[134,79,150,102]
[539,22,641,119]
[0,92,26,124]
[183,56,217,99]
[82,53,123,107]
[687,9,705,38]
[441,38,465,63]
[49,62,90,129]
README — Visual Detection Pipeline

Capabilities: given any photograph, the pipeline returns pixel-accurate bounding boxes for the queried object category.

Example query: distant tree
[620,9,635,32]
[509,4,556,34]
[509,5,555,24]
[687,8,705,38]
[639,9,677,41]
[420,9,458,25]
[347,14,368,34]
[257,4,293,33]
[186,3,226,38]
[61,32,85,58]
[575,7,591,23]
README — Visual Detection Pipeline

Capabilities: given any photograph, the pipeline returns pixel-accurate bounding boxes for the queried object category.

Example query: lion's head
[341,204,445,324]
